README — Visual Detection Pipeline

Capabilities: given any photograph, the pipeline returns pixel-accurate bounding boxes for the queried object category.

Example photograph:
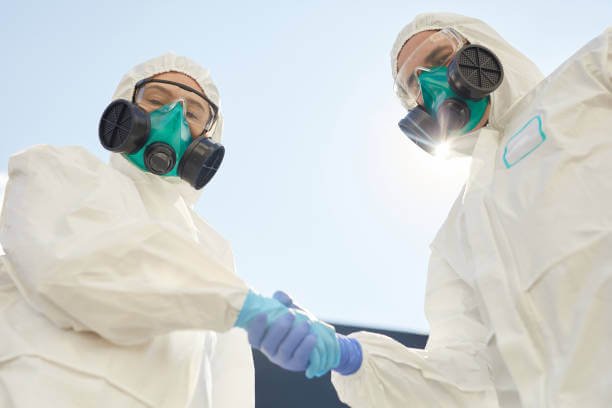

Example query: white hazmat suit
[332,13,612,407]
[0,53,254,407]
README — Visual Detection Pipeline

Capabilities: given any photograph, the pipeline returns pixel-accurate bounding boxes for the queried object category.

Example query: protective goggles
[132,78,219,137]
[394,28,465,107]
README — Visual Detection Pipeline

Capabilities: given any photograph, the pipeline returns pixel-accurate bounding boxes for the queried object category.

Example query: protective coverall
[332,13,612,407]
[0,53,254,407]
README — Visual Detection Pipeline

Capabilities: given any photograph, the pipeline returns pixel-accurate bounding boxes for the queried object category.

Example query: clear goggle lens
[134,79,218,137]
[394,28,465,107]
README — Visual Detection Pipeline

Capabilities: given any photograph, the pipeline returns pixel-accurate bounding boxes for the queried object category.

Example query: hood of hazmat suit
[0,53,254,408]
[333,13,612,408]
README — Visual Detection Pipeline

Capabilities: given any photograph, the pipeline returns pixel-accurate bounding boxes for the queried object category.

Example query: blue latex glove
[273,291,362,376]
[234,290,340,378]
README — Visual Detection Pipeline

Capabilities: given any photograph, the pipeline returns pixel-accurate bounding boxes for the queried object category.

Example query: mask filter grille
[448,44,504,100]
[99,100,150,153]
[100,102,131,149]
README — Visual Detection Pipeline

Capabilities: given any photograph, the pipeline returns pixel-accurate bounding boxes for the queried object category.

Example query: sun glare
[434,142,450,159]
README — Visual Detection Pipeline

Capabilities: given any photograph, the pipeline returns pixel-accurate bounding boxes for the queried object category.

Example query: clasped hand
[235,290,340,378]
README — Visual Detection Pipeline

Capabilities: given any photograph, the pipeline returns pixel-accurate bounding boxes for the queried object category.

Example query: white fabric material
[0,54,254,407]
[391,13,544,157]
[333,17,612,408]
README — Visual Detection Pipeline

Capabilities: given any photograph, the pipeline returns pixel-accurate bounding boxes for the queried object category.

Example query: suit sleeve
[331,250,499,407]
[209,328,255,407]
[0,145,249,345]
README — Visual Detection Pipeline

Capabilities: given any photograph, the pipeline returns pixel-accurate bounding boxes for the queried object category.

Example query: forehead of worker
[145,71,208,109]
[395,30,444,72]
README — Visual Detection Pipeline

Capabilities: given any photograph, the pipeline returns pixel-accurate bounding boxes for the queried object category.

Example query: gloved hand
[234,290,340,378]
[334,333,363,376]
[260,291,363,377]
[275,291,362,376]
[247,311,317,372]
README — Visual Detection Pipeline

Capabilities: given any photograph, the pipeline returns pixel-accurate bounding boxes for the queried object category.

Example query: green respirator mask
[398,44,504,155]
[99,100,225,190]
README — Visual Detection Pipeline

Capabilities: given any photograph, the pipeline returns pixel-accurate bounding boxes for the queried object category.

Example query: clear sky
[0,0,610,333]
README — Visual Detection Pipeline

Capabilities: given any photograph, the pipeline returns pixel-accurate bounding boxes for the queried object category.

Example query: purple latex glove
[247,293,317,372]
[272,291,363,376]
[334,334,362,375]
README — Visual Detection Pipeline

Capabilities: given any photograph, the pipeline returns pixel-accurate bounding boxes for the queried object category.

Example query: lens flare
[434,142,451,159]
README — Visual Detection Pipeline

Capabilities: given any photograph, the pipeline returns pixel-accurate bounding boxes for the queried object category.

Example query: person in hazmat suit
[246,12,612,407]
[0,53,339,407]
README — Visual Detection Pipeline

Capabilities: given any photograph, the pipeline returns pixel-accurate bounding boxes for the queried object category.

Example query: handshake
[234,290,362,378]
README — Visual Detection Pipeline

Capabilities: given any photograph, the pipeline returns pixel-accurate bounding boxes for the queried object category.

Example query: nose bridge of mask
[125,102,193,177]
[168,98,202,136]
[418,66,488,135]
[172,98,187,112]
[161,99,187,117]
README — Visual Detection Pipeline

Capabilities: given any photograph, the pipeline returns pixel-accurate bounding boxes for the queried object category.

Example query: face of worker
[135,71,212,137]
[396,30,491,130]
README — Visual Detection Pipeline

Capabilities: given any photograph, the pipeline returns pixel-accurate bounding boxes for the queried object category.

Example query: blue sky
[0,0,610,332]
